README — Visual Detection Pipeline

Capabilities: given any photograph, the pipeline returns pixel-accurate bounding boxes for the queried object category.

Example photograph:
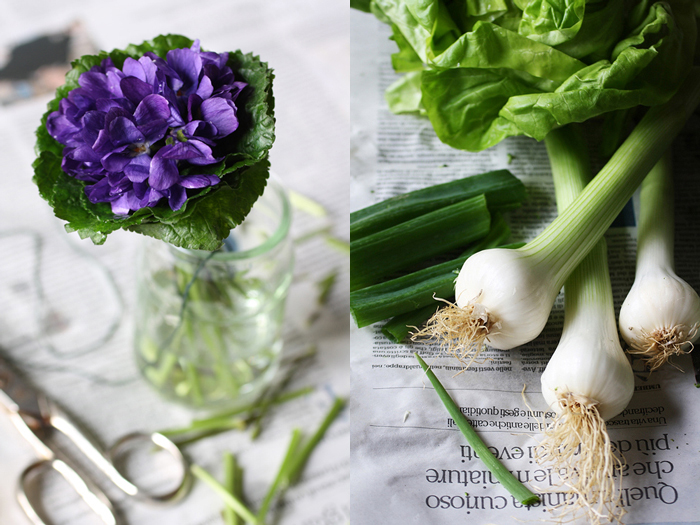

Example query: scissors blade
[0,354,53,457]
[0,354,45,419]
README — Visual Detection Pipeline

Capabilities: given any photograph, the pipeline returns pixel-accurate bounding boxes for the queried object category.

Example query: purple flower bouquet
[34,34,275,251]
[34,35,290,407]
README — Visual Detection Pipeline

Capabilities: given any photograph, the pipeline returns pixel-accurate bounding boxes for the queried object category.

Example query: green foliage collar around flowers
[33,34,275,251]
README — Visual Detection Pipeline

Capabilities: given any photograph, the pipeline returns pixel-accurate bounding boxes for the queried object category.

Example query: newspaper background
[0,1,349,524]
[350,10,700,525]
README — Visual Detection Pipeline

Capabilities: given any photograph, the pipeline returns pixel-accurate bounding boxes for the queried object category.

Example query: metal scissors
[0,354,191,525]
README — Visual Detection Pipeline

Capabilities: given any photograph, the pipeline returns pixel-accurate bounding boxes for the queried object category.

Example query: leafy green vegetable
[368,0,697,152]
[33,34,275,250]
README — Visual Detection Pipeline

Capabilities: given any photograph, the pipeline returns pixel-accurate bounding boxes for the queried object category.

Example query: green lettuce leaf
[372,0,696,152]
[33,34,275,250]
[518,0,586,46]
[386,71,425,114]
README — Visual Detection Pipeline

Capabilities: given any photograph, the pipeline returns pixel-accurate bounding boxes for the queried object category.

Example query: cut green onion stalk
[350,170,526,240]
[419,68,700,361]
[351,194,491,291]
[351,212,512,328]
[414,353,539,506]
[537,125,633,525]
[618,151,700,371]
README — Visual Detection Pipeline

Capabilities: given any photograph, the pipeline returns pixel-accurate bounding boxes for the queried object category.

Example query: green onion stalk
[537,125,633,525]
[618,151,700,370]
[415,353,539,506]
[420,68,700,364]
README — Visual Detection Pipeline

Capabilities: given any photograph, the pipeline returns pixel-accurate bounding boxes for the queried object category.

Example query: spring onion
[382,241,527,343]
[618,151,700,370]
[537,125,634,524]
[419,68,700,360]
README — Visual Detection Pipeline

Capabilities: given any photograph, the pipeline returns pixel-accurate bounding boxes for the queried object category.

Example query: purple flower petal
[122,57,146,82]
[80,111,106,146]
[124,154,151,183]
[110,194,132,215]
[47,112,79,144]
[183,120,217,143]
[200,97,238,138]
[187,94,203,122]
[104,107,133,129]
[185,139,220,165]
[96,97,134,114]
[102,150,133,172]
[201,50,228,70]
[84,178,113,204]
[139,186,165,207]
[179,174,220,188]
[149,150,180,190]
[166,47,202,94]
[78,71,115,100]
[68,144,101,163]
[138,119,169,145]
[134,94,170,125]
[168,185,188,211]
[158,141,202,160]
[195,75,213,99]
[120,76,153,105]
[108,116,145,147]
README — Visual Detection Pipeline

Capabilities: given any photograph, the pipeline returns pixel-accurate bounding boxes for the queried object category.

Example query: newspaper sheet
[0,2,349,524]
[350,10,700,525]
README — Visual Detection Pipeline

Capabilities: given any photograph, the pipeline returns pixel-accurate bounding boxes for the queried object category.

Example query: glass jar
[134,178,293,408]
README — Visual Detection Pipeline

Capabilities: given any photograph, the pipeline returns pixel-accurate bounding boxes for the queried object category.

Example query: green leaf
[374,0,696,152]
[128,161,270,251]
[431,22,585,84]
[32,34,275,250]
[373,0,462,62]
[386,71,425,114]
[421,67,536,151]
[518,0,586,46]
[554,0,627,61]
[390,24,424,72]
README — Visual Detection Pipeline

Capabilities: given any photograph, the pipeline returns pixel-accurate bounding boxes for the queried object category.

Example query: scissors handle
[18,458,117,525]
[107,431,191,503]
[50,407,190,503]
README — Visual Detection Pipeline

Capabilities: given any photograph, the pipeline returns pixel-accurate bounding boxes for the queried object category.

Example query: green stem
[223,453,242,525]
[523,68,700,290]
[637,151,675,273]
[545,125,616,339]
[191,464,259,525]
[257,429,303,522]
[414,353,539,506]
[159,386,314,441]
[285,397,346,485]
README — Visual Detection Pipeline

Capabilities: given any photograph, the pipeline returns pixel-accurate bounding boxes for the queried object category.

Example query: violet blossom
[46,41,246,214]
